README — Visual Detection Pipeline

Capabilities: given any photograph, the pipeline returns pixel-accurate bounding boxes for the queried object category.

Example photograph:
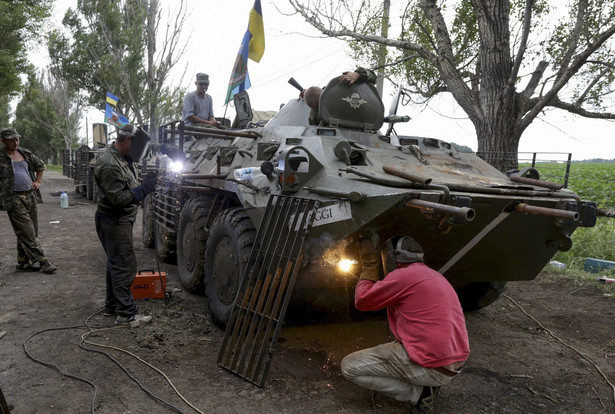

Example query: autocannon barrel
[405,198,475,223]
[514,203,579,221]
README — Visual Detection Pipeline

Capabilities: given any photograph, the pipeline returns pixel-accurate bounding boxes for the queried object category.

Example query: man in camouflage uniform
[304,67,378,126]
[94,124,156,326]
[0,127,56,273]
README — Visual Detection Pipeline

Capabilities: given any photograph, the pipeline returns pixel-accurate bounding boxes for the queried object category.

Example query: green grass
[523,162,615,208]
[537,163,615,281]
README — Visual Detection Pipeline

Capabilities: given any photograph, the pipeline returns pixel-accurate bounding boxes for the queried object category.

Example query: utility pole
[376,0,390,96]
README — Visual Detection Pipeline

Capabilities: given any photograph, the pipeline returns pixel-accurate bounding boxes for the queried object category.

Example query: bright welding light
[169,160,184,173]
[338,259,357,273]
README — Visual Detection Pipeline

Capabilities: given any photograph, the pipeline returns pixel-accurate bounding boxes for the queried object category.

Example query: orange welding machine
[131,270,167,300]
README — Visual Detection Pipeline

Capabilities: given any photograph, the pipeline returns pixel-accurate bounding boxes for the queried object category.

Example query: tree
[14,73,62,164]
[14,71,82,164]
[289,0,615,171]
[48,0,189,138]
[0,0,52,120]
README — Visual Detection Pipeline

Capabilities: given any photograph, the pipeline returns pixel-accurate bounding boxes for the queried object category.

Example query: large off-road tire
[456,281,508,311]
[177,198,212,293]
[154,215,177,264]
[86,166,94,200]
[204,207,256,327]
[141,194,155,248]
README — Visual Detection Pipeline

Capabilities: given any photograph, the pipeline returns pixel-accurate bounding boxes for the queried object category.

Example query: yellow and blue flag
[104,103,130,127]
[106,92,119,106]
[225,0,265,104]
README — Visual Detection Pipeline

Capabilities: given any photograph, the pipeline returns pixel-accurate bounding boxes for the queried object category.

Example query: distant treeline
[573,159,615,163]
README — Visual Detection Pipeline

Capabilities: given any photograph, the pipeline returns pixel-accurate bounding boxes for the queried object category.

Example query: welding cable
[23,324,99,414]
[82,313,205,414]
[504,294,615,405]
[80,312,190,414]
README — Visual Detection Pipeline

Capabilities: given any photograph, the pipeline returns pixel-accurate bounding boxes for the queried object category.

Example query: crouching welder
[341,234,470,414]
[94,124,156,326]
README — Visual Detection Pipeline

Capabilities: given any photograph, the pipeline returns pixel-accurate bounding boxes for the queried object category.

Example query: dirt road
[1,170,614,414]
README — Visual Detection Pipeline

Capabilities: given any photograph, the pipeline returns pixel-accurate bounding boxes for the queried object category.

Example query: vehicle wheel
[456,281,508,311]
[86,167,94,200]
[141,194,155,248]
[204,207,256,327]
[177,197,212,293]
[154,214,177,264]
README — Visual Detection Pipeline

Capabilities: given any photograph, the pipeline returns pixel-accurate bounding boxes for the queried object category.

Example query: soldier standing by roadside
[0,127,56,274]
[94,124,156,326]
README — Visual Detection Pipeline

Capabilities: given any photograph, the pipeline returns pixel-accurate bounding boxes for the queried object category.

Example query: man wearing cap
[0,127,56,274]
[94,124,156,326]
[182,73,221,127]
[341,234,469,414]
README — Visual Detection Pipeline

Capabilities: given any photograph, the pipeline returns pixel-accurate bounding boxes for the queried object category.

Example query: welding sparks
[169,161,184,172]
[338,259,357,273]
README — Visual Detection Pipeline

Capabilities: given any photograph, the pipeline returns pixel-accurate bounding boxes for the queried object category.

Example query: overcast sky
[39,0,615,161]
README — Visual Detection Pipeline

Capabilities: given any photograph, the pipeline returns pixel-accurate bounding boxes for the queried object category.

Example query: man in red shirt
[341,235,469,414]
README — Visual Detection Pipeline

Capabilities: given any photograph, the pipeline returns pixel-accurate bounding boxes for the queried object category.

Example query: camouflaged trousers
[95,212,138,317]
[6,191,47,264]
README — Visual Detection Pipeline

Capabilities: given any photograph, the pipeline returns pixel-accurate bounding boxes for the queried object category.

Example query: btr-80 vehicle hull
[144,79,610,326]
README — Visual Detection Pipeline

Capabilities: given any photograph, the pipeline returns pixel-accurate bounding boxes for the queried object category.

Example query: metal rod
[180,185,213,193]
[181,173,226,179]
[383,165,432,186]
[177,125,261,139]
[306,186,365,201]
[597,208,615,218]
[405,198,475,223]
[509,175,564,190]
[514,203,579,221]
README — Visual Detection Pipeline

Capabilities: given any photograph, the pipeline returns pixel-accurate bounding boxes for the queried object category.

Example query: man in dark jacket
[94,124,156,326]
[0,127,56,273]
[341,234,469,414]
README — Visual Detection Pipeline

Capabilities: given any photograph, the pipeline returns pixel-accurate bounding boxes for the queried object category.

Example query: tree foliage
[14,73,70,163]
[48,0,188,138]
[289,0,615,170]
[0,0,52,121]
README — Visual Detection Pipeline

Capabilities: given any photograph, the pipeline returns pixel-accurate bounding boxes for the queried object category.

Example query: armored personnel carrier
[144,77,612,327]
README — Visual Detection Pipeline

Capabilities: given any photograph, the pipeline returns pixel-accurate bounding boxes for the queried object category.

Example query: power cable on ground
[504,293,615,406]
[22,310,204,414]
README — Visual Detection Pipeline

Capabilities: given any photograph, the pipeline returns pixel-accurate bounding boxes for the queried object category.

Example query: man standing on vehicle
[94,124,156,325]
[183,73,221,127]
[341,234,469,414]
[0,127,56,274]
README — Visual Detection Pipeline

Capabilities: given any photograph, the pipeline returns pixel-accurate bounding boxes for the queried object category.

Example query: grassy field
[528,162,615,208]
[531,162,615,275]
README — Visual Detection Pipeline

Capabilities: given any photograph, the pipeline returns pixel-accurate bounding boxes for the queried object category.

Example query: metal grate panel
[217,194,320,387]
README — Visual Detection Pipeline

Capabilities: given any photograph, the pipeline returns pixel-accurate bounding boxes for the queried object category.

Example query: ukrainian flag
[225,0,265,104]
[106,92,119,106]
[248,0,265,63]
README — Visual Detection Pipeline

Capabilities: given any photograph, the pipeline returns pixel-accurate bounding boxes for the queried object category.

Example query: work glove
[358,231,381,282]
[131,177,157,202]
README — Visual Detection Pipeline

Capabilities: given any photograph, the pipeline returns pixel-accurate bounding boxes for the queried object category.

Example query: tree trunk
[472,0,518,172]
[475,119,520,172]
